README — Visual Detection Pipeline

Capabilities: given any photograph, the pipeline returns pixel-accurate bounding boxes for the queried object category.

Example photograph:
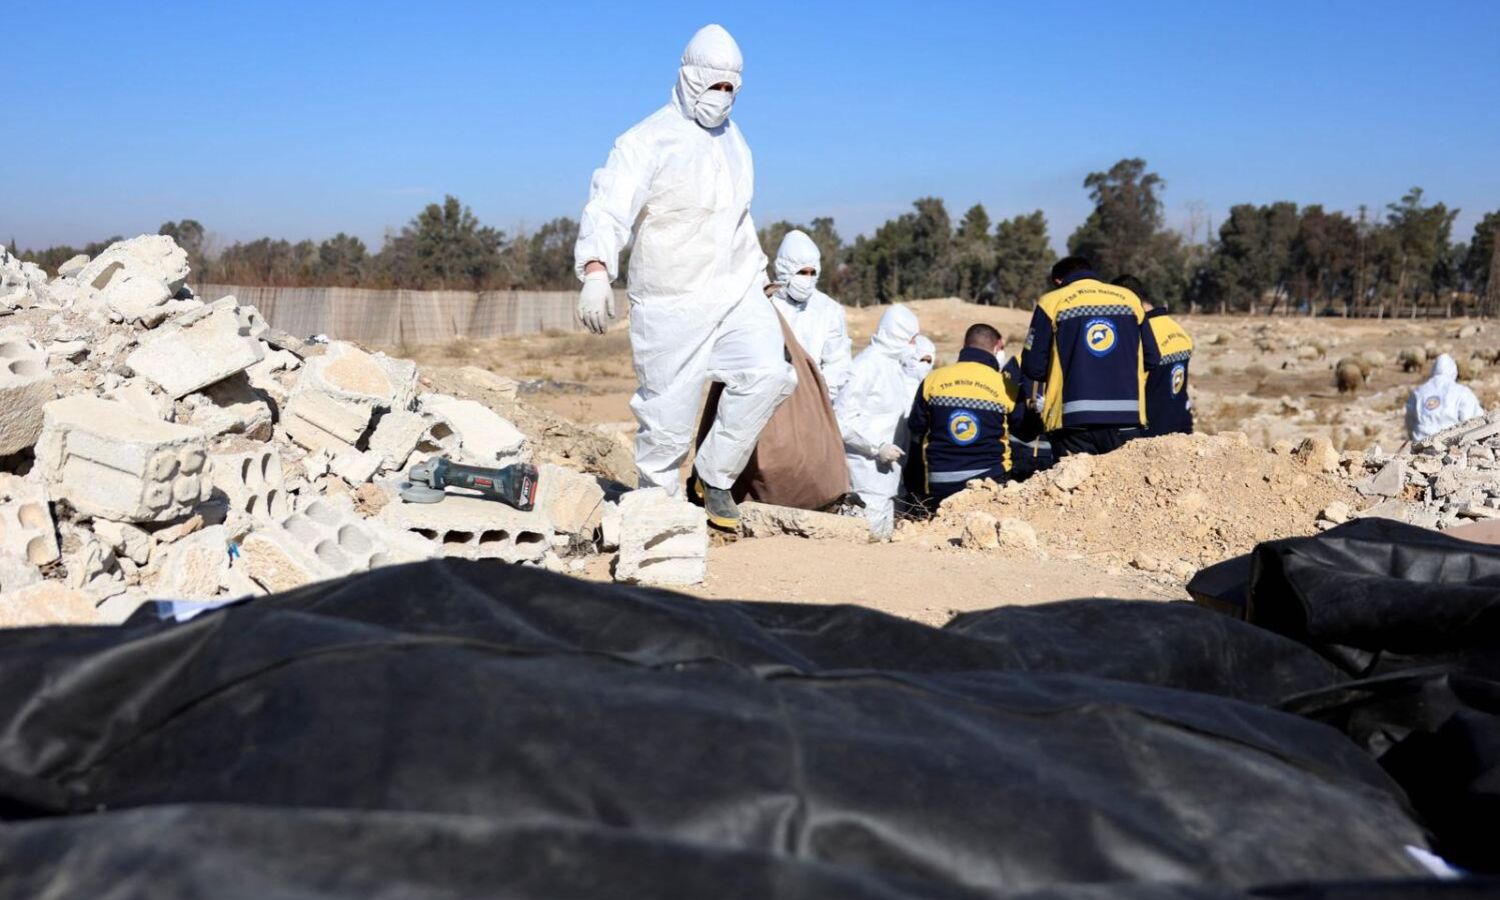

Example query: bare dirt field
[397,299,1498,619]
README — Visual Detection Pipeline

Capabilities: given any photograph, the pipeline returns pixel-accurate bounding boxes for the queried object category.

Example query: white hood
[870,304,919,357]
[773,229,821,285]
[672,24,743,122]
[1430,353,1457,383]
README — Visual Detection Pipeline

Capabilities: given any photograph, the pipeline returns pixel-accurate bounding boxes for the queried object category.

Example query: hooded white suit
[768,230,852,400]
[836,305,920,538]
[575,24,796,496]
[1407,353,1484,442]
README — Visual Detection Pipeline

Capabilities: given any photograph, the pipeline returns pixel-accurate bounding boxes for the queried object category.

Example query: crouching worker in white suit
[768,230,853,401]
[574,24,796,529]
[1407,353,1484,442]
[836,305,921,538]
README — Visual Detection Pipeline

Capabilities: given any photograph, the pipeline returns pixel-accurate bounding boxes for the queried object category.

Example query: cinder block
[614,488,706,587]
[0,330,56,454]
[0,474,60,567]
[126,298,264,398]
[379,492,551,563]
[187,373,273,439]
[281,390,373,454]
[240,495,430,593]
[299,342,416,410]
[209,446,289,521]
[35,395,211,522]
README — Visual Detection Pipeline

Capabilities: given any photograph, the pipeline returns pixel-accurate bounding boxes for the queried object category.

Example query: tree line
[15,159,1499,314]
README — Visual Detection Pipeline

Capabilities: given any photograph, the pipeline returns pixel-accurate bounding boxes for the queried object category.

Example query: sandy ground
[395,299,1497,623]
[579,535,1179,627]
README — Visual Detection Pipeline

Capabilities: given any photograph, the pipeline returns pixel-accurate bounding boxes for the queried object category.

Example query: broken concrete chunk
[997,517,1039,551]
[418,392,525,465]
[35,395,211,522]
[209,447,289,522]
[187,373,272,439]
[740,501,871,543]
[536,464,605,536]
[1357,458,1405,498]
[100,274,175,325]
[126,298,265,398]
[457,366,520,402]
[282,390,372,454]
[151,525,229,600]
[0,330,57,454]
[330,448,383,485]
[614,487,706,587]
[368,410,427,471]
[0,581,98,628]
[599,500,621,551]
[299,342,417,410]
[56,254,89,279]
[76,234,190,295]
[0,475,60,567]
[92,518,153,567]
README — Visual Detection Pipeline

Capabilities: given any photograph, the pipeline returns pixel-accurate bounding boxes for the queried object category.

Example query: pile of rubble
[1353,410,1500,529]
[0,236,727,627]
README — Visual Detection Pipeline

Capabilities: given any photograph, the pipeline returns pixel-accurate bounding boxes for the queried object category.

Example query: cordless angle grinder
[399,457,539,511]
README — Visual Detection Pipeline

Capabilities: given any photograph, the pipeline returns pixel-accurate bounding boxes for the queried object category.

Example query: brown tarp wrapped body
[698,308,850,509]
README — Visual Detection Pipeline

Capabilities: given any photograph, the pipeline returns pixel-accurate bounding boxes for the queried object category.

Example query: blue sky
[6,1,1498,254]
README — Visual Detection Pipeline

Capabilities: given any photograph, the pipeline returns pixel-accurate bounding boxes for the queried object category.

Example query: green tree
[378,195,504,290]
[317,233,368,285]
[952,204,995,301]
[522,217,580,290]
[1291,206,1360,310]
[990,210,1056,307]
[1462,210,1499,310]
[1066,158,1187,302]
[1383,187,1459,305]
[1202,202,1300,312]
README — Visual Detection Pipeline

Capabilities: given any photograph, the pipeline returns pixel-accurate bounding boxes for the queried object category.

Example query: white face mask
[995,349,1008,367]
[785,273,816,303]
[693,89,734,128]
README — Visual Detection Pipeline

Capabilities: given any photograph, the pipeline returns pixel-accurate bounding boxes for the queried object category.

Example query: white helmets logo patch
[1171,363,1186,395]
[1084,319,1118,357]
[1424,395,1441,411]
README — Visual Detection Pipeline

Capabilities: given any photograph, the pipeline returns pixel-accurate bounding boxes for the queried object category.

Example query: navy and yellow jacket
[1020,273,1160,431]
[1143,307,1194,436]
[906,347,1014,493]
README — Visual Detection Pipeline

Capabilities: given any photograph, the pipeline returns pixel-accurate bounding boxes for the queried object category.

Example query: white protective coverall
[1407,353,1484,441]
[574,25,795,496]
[836,305,921,538]
[768,230,852,400]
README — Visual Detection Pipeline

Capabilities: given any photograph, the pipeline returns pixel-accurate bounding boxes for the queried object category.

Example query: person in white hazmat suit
[574,24,796,529]
[767,230,852,400]
[1407,353,1484,442]
[836,305,921,538]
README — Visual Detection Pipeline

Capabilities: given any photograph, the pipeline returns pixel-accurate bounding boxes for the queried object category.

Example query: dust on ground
[580,533,1178,627]
[926,432,1359,578]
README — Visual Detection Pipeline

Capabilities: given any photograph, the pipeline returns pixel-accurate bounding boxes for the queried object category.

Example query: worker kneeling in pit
[906,323,1015,510]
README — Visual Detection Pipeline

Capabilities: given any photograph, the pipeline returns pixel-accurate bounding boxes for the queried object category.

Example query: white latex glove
[578,270,615,334]
[876,443,905,464]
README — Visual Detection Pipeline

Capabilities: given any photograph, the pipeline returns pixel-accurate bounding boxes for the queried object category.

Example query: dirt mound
[927,433,1360,578]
